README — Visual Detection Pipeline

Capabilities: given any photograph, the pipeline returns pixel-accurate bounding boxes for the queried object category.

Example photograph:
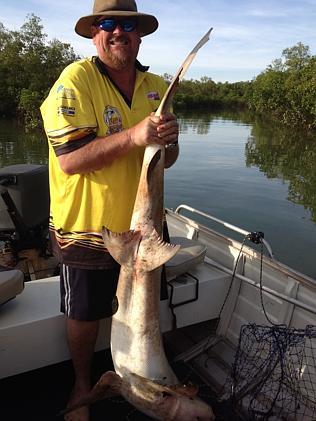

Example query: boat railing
[174,204,274,259]
[205,256,316,316]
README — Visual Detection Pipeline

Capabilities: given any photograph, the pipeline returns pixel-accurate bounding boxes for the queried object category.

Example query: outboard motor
[0,164,57,284]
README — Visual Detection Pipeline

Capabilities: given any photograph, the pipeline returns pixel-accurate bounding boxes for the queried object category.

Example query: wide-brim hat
[75,0,158,38]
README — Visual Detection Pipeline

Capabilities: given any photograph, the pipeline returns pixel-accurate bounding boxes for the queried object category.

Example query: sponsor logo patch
[103,105,122,134]
[57,106,75,116]
[147,91,160,100]
[56,84,76,100]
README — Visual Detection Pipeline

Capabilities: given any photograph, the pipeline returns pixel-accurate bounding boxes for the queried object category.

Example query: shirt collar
[93,56,149,75]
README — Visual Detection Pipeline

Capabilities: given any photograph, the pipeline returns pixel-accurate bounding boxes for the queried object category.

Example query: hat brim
[75,11,158,38]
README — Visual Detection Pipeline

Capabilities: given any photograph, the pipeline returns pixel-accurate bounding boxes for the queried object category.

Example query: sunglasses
[97,18,137,33]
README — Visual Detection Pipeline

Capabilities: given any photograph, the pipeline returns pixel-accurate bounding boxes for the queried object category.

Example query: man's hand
[129,112,179,147]
[156,112,179,146]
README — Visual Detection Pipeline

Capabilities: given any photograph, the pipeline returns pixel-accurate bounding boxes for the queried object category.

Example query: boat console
[0,163,49,245]
[0,164,54,303]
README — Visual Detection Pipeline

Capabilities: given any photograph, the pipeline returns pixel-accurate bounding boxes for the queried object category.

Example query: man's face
[92,17,141,70]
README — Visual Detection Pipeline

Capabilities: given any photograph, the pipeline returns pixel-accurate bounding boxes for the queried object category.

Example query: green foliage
[0,14,80,129]
[248,43,316,130]
[160,74,250,112]
[1,15,315,133]
[161,42,316,131]
[18,88,43,131]
[281,42,311,72]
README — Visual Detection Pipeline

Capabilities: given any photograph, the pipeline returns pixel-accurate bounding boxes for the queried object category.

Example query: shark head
[157,393,215,420]
[125,372,215,420]
[60,370,215,421]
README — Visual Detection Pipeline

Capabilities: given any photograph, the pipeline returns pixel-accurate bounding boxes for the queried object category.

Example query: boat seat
[0,268,24,306]
[165,236,207,281]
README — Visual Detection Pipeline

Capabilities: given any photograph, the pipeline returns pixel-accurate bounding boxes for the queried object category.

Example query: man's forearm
[58,129,134,175]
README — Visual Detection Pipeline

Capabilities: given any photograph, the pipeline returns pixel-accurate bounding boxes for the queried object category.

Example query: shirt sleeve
[40,61,98,156]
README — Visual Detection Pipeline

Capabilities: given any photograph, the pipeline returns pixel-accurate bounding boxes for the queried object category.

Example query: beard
[103,35,139,70]
[104,47,130,69]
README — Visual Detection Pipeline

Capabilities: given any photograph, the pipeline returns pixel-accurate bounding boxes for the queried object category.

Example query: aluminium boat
[1,165,315,420]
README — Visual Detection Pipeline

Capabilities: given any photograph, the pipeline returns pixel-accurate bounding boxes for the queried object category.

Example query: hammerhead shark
[63,29,214,420]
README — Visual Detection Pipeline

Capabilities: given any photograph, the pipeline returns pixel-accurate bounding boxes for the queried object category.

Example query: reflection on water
[178,109,254,135]
[175,110,316,224]
[1,113,316,278]
[165,110,316,279]
[246,118,316,223]
[0,119,48,167]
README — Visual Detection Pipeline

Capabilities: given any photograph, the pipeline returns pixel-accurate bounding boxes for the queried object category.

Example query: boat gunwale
[165,206,316,289]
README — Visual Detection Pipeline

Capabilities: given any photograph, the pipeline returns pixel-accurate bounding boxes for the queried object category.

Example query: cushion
[165,237,207,281]
[0,269,24,306]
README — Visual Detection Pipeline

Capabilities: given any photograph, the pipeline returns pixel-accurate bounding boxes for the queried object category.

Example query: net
[227,323,316,420]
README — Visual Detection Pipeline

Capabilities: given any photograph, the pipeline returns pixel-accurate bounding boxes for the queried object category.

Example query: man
[40,0,179,420]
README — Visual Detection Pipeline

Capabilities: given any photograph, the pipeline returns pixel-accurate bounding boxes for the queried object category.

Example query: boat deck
[0,262,242,419]
[3,205,316,419]
[0,260,231,379]
[2,320,242,421]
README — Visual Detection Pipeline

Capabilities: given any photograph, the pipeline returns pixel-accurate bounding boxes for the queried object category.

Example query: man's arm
[58,112,179,175]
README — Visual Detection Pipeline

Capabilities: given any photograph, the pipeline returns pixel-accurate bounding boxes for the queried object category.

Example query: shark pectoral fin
[58,371,121,416]
[102,227,141,265]
[138,229,181,272]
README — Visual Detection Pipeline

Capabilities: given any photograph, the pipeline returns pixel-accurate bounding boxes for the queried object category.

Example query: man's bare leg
[64,318,99,421]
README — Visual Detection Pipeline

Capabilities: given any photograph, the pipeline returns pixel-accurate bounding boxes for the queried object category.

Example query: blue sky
[1,0,316,82]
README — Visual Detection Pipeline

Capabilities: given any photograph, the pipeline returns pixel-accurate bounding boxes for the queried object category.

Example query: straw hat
[75,0,158,38]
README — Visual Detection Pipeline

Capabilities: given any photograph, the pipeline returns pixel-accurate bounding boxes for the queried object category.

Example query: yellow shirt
[40,57,167,268]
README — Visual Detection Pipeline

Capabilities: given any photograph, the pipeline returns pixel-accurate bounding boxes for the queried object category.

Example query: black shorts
[60,264,120,321]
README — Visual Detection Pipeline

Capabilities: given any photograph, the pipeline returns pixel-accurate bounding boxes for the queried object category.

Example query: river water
[1,111,316,279]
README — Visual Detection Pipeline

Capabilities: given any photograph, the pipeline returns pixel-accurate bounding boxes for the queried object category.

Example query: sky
[1,0,316,83]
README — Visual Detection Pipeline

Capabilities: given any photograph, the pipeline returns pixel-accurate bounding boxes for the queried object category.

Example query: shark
[63,29,214,420]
